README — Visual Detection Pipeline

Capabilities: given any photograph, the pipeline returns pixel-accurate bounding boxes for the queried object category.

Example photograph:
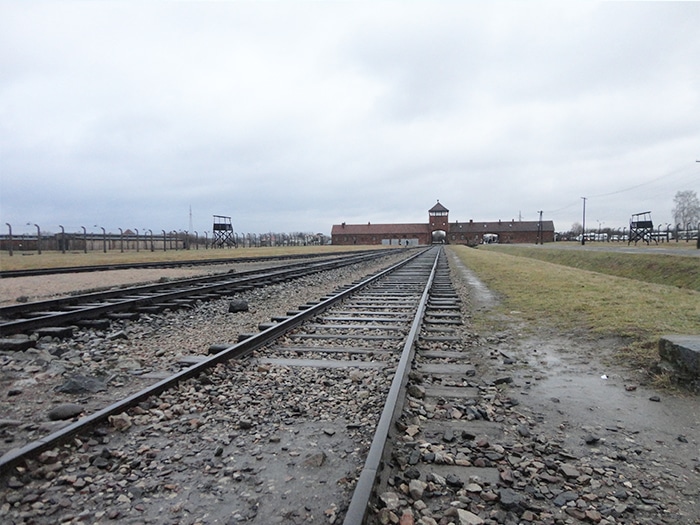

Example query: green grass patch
[450,245,700,368]
[482,244,700,292]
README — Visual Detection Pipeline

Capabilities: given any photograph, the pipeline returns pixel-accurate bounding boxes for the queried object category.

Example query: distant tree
[570,222,583,236]
[672,190,700,228]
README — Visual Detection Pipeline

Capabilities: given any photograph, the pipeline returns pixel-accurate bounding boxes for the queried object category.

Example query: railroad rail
[0,245,453,524]
[0,250,393,337]
[0,250,386,279]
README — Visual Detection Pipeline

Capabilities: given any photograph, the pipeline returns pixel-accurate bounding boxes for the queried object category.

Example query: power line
[545,162,697,217]
[546,200,581,215]
[587,164,695,199]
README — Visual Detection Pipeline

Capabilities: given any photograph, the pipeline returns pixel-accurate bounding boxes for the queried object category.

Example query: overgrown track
[0,246,450,524]
[0,251,392,337]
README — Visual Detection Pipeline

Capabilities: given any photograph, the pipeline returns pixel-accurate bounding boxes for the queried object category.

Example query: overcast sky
[2,1,699,237]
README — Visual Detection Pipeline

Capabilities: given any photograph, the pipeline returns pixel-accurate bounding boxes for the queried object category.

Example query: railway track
[0,245,458,524]
[0,251,392,338]
[2,247,696,524]
[0,250,382,279]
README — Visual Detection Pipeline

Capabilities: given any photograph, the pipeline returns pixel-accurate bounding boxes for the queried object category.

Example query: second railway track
[0,251,393,338]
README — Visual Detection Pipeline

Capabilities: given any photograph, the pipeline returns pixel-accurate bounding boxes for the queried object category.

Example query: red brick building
[331,202,555,246]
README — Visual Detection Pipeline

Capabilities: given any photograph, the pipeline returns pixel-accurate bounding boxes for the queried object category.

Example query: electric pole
[581,197,587,245]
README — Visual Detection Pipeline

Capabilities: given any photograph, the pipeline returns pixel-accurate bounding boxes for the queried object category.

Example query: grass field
[482,243,700,292]
[0,245,389,272]
[4,243,697,370]
[450,244,700,368]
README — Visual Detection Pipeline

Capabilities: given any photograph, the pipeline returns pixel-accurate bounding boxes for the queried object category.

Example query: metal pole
[581,197,586,245]
[100,227,106,253]
[162,230,167,251]
[81,226,87,253]
[134,228,139,252]
[34,224,41,255]
[59,225,65,253]
[118,228,124,252]
[5,223,12,256]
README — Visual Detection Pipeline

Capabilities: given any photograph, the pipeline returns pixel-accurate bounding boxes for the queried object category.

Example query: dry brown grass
[483,244,700,291]
[450,245,700,368]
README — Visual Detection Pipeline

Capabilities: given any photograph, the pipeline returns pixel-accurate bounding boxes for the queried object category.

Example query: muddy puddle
[518,338,700,446]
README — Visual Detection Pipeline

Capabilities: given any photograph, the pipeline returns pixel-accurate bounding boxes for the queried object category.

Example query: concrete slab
[35,326,74,339]
[418,350,472,359]
[260,357,387,369]
[659,335,700,379]
[415,464,500,488]
[424,385,480,400]
[417,363,477,376]
[420,420,504,443]
[0,338,34,352]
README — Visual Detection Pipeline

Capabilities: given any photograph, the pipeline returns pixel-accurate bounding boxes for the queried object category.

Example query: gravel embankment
[2,250,699,524]
[0,254,408,459]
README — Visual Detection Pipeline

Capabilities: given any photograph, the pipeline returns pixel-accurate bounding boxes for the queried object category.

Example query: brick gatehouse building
[331,202,555,246]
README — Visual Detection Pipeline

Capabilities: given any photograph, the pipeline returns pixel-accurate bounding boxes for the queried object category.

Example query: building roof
[331,223,429,236]
[450,220,555,233]
[429,201,449,213]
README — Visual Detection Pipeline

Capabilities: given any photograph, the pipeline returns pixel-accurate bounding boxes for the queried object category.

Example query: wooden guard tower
[628,211,656,245]
[212,215,236,247]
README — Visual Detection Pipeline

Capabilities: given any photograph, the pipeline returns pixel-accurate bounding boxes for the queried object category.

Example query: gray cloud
[1,1,699,237]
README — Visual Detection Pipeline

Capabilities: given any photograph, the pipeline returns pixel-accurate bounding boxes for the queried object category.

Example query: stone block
[658,335,700,380]
[0,338,34,352]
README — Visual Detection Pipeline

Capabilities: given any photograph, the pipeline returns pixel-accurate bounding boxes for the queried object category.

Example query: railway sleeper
[0,338,35,352]
[34,326,74,339]
[106,312,140,321]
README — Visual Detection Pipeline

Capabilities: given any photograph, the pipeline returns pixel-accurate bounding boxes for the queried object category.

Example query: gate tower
[429,201,449,243]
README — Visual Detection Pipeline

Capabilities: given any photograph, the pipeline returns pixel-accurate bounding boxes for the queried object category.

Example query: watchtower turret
[429,201,449,243]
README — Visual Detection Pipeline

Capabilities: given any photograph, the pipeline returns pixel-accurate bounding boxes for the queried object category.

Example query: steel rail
[343,248,440,524]
[0,247,431,475]
[0,249,389,279]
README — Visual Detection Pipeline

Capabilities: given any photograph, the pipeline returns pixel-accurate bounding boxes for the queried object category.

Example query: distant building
[331,202,555,246]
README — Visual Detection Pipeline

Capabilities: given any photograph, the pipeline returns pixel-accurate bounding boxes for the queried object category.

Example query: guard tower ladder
[628,211,657,245]
[212,215,236,248]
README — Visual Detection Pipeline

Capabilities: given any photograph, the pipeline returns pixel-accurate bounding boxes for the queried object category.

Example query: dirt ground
[450,251,700,523]
[2,254,699,523]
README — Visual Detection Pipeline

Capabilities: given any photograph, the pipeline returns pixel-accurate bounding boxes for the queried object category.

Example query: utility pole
[537,210,543,244]
[581,197,587,245]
